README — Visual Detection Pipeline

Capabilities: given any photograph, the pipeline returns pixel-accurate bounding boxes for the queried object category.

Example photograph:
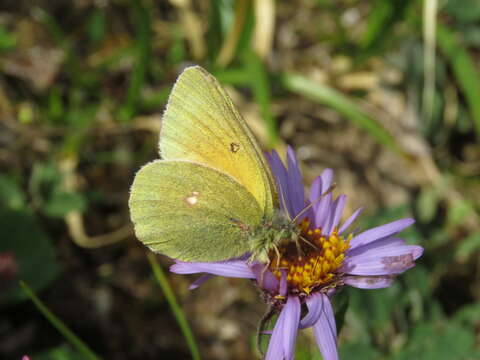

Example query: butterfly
[129,66,299,263]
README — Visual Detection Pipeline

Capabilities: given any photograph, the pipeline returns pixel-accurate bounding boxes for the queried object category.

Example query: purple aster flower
[171,146,423,360]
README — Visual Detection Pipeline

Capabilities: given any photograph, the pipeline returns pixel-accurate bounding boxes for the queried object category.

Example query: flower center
[269,218,351,295]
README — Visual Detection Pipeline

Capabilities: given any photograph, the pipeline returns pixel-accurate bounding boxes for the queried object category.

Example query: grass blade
[252,0,275,59]
[422,0,438,127]
[281,72,401,154]
[147,253,201,360]
[19,281,100,360]
[244,51,278,147]
[216,0,249,67]
[437,23,480,139]
[119,0,151,122]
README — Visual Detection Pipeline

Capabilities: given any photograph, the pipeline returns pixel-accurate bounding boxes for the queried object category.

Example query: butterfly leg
[299,235,319,251]
[258,243,281,287]
[272,243,282,268]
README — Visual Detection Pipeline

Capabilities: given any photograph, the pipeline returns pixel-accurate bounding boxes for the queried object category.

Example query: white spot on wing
[185,191,200,206]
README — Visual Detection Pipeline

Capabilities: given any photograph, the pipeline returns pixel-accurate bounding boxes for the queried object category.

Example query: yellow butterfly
[129,66,297,262]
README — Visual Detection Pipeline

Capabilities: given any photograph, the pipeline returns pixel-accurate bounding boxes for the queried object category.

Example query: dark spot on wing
[230,142,240,153]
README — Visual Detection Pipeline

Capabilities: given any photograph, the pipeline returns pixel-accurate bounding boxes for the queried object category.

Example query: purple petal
[349,218,415,250]
[347,237,407,258]
[313,294,338,360]
[343,240,424,275]
[315,193,333,229]
[324,195,346,235]
[265,296,301,360]
[339,207,363,234]
[189,274,214,290]
[343,275,395,289]
[286,146,305,217]
[170,260,255,278]
[279,269,288,297]
[268,150,290,214]
[308,176,323,220]
[332,195,347,229]
[251,263,279,294]
[309,176,323,205]
[309,168,333,209]
[320,169,334,193]
[299,292,323,329]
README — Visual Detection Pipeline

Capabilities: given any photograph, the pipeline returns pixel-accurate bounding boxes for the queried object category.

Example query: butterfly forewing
[129,160,264,262]
[160,66,278,218]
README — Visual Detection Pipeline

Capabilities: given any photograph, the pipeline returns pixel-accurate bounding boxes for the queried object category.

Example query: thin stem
[20,281,100,360]
[147,253,201,360]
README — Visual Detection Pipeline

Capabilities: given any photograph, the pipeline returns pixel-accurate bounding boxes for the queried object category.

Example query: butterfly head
[248,212,301,265]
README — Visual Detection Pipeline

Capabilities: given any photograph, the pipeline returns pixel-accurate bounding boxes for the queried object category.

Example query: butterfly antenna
[276,181,293,221]
[291,183,336,224]
[299,235,319,251]
[294,237,305,258]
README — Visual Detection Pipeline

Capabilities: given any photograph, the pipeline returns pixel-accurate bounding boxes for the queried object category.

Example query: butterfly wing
[160,66,278,219]
[129,160,264,262]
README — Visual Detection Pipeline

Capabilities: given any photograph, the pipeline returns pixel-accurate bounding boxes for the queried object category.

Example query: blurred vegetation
[1,0,479,359]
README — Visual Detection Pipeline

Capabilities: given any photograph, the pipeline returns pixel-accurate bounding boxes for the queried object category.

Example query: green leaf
[453,302,480,326]
[358,0,413,62]
[0,208,58,304]
[447,198,474,227]
[392,322,476,360]
[86,9,106,44]
[29,162,86,217]
[349,285,400,333]
[206,0,236,61]
[214,67,250,86]
[444,0,480,24]
[0,175,26,210]
[339,341,380,360]
[416,186,440,223]
[454,232,480,262]
[437,24,480,140]
[0,27,16,51]
[43,191,86,218]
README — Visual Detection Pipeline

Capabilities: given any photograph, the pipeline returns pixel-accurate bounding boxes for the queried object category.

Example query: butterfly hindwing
[129,160,264,262]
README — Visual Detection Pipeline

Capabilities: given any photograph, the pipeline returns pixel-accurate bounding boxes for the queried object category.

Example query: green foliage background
[1,0,479,359]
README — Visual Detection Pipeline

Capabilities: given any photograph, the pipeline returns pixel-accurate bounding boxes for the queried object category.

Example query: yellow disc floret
[269,218,351,295]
